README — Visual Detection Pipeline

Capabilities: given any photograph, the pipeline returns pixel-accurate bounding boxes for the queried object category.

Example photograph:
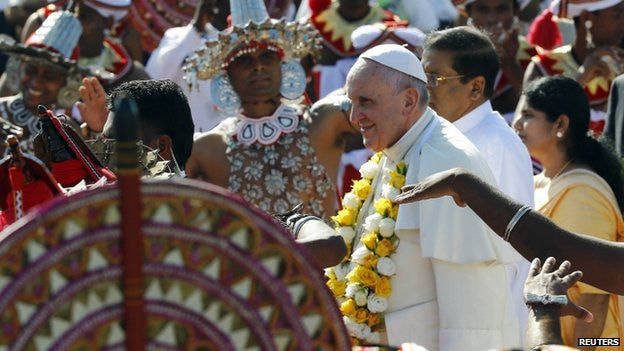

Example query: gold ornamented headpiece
[183,0,320,86]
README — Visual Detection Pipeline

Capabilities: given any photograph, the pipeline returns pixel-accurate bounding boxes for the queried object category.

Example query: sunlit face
[421,49,474,122]
[19,61,66,109]
[587,2,624,47]
[513,98,559,161]
[467,0,516,31]
[346,61,408,152]
[227,47,282,103]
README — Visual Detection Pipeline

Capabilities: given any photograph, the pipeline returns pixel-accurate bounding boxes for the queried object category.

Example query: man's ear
[154,134,173,161]
[469,76,486,100]
[402,87,419,115]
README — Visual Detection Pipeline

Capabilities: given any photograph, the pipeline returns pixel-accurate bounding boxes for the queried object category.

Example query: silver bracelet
[504,205,531,242]
[525,293,568,306]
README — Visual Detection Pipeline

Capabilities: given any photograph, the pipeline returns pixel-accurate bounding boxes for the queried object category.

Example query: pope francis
[331,44,521,351]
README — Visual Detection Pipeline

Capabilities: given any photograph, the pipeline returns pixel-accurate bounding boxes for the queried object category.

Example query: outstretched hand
[77,77,108,133]
[525,257,593,323]
[393,168,466,207]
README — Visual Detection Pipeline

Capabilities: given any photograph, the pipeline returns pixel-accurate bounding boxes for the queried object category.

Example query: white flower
[324,267,334,279]
[378,218,396,238]
[363,213,383,232]
[360,161,380,179]
[354,290,368,306]
[381,183,401,200]
[345,283,359,297]
[376,257,397,276]
[367,294,388,313]
[365,332,381,344]
[351,246,373,264]
[342,192,361,209]
[334,262,351,281]
[344,316,371,339]
[336,226,355,243]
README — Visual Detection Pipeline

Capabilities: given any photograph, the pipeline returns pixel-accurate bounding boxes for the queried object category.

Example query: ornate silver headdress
[183,0,321,85]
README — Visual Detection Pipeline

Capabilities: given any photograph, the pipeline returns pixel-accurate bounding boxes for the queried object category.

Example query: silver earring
[556,131,563,138]
[210,73,241,116]
[280,60,306,100]
[57,71,82,110]
[5,57,20,94]
[585,20,595,49]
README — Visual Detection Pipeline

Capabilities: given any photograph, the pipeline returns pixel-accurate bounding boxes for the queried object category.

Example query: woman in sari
[514,75,624,350]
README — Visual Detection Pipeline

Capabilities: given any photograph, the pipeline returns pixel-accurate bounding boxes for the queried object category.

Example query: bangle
[290,215,323,239]
[504,205,531,241]
[525,293,568,306]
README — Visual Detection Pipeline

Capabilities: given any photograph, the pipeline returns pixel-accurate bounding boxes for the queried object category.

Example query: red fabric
[589,120,606,136]
[8,167,24,191]
[4,179,56,224]
[309,0,332,13]
[341,164,360,199]
[527,9,562,50]
[52,159,90,187]
[0,211,8,231]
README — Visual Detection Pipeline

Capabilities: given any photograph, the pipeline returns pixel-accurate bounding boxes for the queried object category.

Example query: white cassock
[353,108,521,351]
[146,24,224,133]
[453,100,535,346]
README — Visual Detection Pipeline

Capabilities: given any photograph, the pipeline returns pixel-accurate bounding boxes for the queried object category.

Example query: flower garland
[326,152,407,344]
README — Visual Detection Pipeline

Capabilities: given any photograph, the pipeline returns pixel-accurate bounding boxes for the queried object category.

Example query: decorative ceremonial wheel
[0,179,350,350]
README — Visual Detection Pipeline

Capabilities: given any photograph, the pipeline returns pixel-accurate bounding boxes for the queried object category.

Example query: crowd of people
[1,0,624,350]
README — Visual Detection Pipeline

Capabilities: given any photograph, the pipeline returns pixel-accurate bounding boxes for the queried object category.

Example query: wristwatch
[525,293,568,306]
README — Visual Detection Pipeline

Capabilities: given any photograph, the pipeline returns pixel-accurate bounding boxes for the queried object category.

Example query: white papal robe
[353,108,521,351]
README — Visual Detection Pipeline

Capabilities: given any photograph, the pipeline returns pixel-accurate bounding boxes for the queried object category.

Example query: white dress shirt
[453,100,535,346]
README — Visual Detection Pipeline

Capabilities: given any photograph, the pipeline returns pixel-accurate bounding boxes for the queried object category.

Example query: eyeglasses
[425,73,465,87]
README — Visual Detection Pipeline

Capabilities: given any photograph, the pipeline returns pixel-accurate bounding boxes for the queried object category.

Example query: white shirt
[453,100,535,346]
[146,24,223,133]
[354,108,521,351]
[453,101,534,207]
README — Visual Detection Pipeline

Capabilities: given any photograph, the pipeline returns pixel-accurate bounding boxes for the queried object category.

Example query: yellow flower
[376,239,394,257]
[366,313,380,327]
[361,233,377,250]
[361,254,378,269]
[352,179,371,200]
[340,299,357,316]
[389,204,399,220]
[389,170,406,189]
[347,265,380,287]
[375,276,392,297]
[371,152,382,163]
[327,278,347,297]
[331,207,357,227]
[354,308,370,323]
[374,198,393,217]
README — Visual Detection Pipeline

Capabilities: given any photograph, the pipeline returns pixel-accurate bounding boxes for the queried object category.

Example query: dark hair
[524,76,624,213]
[108,79,195,168]
[423,26,500,98]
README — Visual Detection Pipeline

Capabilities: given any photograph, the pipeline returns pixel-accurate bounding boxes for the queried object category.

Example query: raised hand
[76,77,108,133]
[524,257,593,322]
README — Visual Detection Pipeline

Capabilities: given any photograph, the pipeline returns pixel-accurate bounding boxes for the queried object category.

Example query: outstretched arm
[394,168,624,295]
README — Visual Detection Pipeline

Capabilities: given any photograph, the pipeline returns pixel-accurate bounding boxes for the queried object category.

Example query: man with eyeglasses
[422,25,534,344]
